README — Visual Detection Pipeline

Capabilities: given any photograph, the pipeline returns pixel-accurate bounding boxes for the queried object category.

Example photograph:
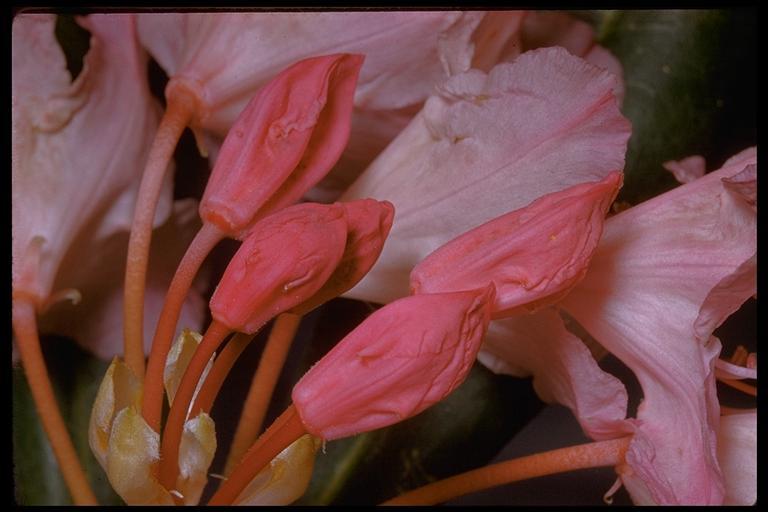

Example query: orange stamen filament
[159,320,231,490]
[381,436,632,505]
[191,332,255,415]
[720,405,756,416]
[208,404,307,505]
[224,313,302,475]
[719,378,757,397]
[123,88,198,379]
[12,299,98,505]
[729,345,749,366]
[141,222,224,432]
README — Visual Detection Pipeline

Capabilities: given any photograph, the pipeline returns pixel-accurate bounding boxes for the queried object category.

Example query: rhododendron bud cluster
[11,10,755,508]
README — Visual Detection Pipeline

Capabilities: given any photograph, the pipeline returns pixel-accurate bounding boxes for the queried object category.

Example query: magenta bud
[410,172,622,317]
[200,53,365,239]
[210,203,348,333]
[292,199,395,315]
[292,284,495,440]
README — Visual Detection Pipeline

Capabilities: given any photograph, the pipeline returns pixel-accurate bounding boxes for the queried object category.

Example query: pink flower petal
[478,309,632,441]
[469,11,527,71]
[12,14,167,304]
[521,10,594,56]
[521,11,624,104]
[722,163,756,208]
[292,286,495,440]
[717,412,756,505]
[662,155,707,184]
[411,172,622,317]
[343,47,629,304]
[561,149,757,504]
[40,200,207,360]
[714,351,757,381]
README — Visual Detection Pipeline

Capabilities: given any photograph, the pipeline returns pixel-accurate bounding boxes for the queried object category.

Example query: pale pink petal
[521,11,624,104]
[721,145,757,169]
[39,200,208,360]
[470,11,527,71]
[478,309,632,441]
[722,164,756,208]
[521,10,594,56]
[411,173,622,317]
[583,45,625,105]
[12,14,167,305]
[717,412,756,505]
[663,155,707,184]
[714,353,757,381]
[695,254,756,343]
[343,47,629,304]
[560,150,757,504]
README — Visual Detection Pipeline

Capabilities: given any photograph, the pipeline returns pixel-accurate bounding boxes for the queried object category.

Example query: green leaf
[13,368,70,505]
[596,9,756,204]
[12,337,124,505]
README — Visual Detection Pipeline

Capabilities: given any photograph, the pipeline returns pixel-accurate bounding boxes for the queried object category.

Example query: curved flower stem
[141,222,224,432]
[381,436,632,505]
[12,299,98,505]
[224,312,302,475]
[159,320,231,490]
[719,378,757,397]
[123,88,198,379]
[191,332,255,415]
[208,404,307,505]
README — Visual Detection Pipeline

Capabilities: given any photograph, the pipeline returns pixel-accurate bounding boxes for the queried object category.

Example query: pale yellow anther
[106,407,174,505]
[88,358,142,470]
[177,413,218,505]
[234,434,321,505]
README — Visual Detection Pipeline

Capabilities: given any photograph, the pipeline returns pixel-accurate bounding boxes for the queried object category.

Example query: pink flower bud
[292,199,395,315]
[200,53,364,239]
[410,171,622,317]
[292,285,495,440]
[210,203,348,333]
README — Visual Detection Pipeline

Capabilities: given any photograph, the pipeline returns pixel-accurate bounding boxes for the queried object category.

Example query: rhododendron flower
[481,147,757,504]
[342,46,630,304]
[13,9,756,508]
[135,11,526,196]
[210,284,496,505]
[11,14,204,358]
[157,199,394,494]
